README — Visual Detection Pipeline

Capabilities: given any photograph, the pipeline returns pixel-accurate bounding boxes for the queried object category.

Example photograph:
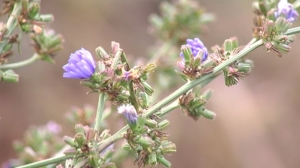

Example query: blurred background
[1,0,300,167]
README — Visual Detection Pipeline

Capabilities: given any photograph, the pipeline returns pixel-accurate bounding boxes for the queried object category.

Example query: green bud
[200,109,216,120]
[21,23,33,33]
[224,37,239,55]
[181,45,193,63]
[139,92,150,108]
[237,62,252,74]
[200,89,213,100]
[75,124,86,134]
[63,136,75,147]
[88,155,98,168]
[28,2,40,19]
[145,119,157,128]
[157,120,170,130]
[46,34,63,50]
[95,46,109,60]
[141,80,154,96]
[122,143,132,151]
[258,0,267,15]
[275,17,291,33]
[2,70,19,82]
[161,141,176,154]
[274,42,291,54]
[135,136,154,147]
[157,156,171,168]
[252,1,261,15]
[64,148,77,155]
[148,152,157,165]
[74,133,86,147]
[39,14,54,22]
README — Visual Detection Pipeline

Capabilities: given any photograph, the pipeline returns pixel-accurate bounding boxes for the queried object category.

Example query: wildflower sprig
[10,0,300,168]
[0,0,63,82]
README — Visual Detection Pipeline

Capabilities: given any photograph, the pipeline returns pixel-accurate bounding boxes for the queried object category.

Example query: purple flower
[46,121,62,134]
[180,38,208,61]
[275,0,299,22]
[118,104,137,125]
[63,48,96,79]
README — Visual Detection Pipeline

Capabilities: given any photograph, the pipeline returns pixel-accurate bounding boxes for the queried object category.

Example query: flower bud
[157,156,171,168]
[74,133,86,147]
[28,2,40,19]
[118,104,138,126]
[1,70,19,82]
[141,80,154,96]
[145,119,157,128]
[95,46,109,60]
[134,136,155,147]
[39,14,54,22]
[157,120,170,130]
[200,109,216,120]
[63,136,75,147]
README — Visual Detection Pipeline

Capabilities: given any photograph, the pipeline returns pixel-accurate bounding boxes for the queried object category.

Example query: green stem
[98,38,265,151]
[285,27,300,35]
[120,52,140,111]
[16,26,300,168]
[16,155,73,168]
[0,53,41,70]
[94,93,106,133]
[0,2,22,52]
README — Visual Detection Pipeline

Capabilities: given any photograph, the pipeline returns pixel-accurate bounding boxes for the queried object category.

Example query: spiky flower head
[275,0,299,22]
[180,38,208,61]
[63,48,96,79]
[118,104,137,125]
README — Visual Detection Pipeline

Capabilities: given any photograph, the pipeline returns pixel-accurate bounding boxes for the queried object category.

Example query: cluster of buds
[118,104,175,168]
[63,42,155,106]
[210,37,253,86]
[149,0,214,46]
[179,89,216,120]
[176,38,213,80]
[252,0,298,56]
[5,122,64,167]
[63,125,116,168]
[65,105,98,127]
[0,0,63,82]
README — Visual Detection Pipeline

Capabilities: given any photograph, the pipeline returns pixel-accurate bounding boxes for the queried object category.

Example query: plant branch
[94,92,106,133]
[0,53,41,70]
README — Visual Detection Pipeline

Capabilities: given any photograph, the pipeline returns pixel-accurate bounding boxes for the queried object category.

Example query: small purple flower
[118,104,137,125]
[63,48,96,79]
[180,38,208,61]
[46,121,62,134]
[275,0,299,22]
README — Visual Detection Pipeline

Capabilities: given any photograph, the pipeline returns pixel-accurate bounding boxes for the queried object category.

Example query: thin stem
[285,27,300,35]
[157,101,180,117]
[120,52,140,111]
[16,155,73,168]
[94,93,106,133]
[0,53,41,70]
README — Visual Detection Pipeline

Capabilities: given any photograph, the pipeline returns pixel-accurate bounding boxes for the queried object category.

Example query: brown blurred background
[1,0,300,167]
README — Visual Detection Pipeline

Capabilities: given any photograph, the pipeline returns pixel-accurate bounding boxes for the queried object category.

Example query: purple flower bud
[63,48,96,79]
[275,0,299,22]
[118,104,137,125]
[180,38,208,61]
